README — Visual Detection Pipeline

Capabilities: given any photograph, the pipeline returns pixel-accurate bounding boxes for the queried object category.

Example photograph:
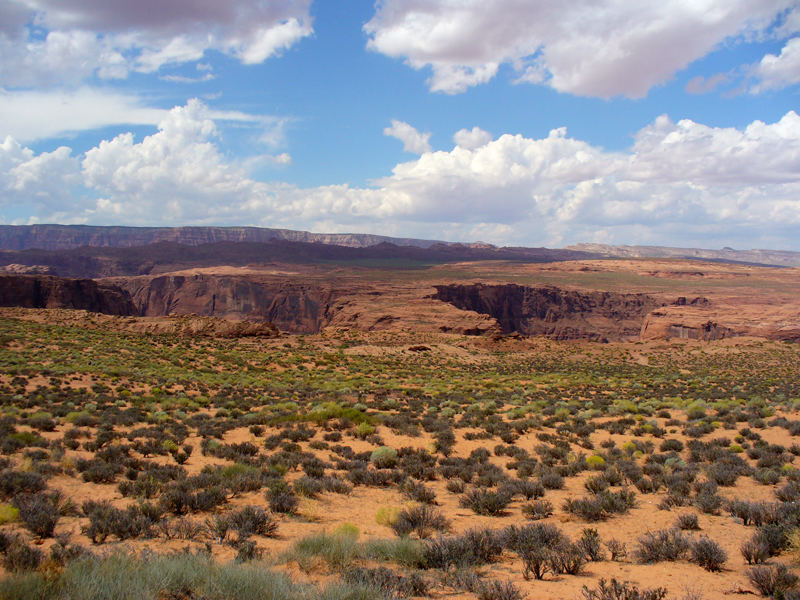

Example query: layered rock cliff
[0,275,136,315]
[118,274,343,334]
[433,283,660,341]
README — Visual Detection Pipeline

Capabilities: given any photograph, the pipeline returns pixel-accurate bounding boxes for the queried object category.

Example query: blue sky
[1,1,799,249]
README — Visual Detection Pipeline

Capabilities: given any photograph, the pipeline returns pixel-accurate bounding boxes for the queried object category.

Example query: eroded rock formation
[0,275,136,315]
[118,274,342,334]
[433,283,659,341]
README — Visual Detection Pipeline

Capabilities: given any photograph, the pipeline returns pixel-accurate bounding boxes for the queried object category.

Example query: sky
[1,1,800,250]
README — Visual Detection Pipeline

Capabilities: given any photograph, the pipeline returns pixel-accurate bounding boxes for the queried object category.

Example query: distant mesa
[567,243,800,268]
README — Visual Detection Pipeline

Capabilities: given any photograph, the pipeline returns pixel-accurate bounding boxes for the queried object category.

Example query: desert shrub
[500,479,543,500]
[369,447,398,469]
[0,503,19,525]
[205,513,232,543]
[522,499,553,520]
[391,505,449,539]
[675,513,700,530]
[446,479,465,494]
[605,539,627,561]
[0,534,43,572]
[375,506,400,528]
[635,529,690,563]
[586,455,606,470]
[580,528,604,561]
[776,482,800,503]
[320,476,352,495]
[477,580,527,600]
[564,489,635,521]
[741,534,770,565]
[459,489,512,516]
[634,477,659,494]
[82,500,157,543]
[400,480,436,504]
[690,536,727,571]
[549,542,586,576]
[13,493,59,538]
[748,564,799,598]
[342,566,428,599]
[728,500,771,527]
[234,539,262,562]
[755,521,792,558]
[266,481,299,514]
[754,468,782,486]
[706,461,745,487]
[694,491,723,515]
[294,476,324,498]
[160,481,227,515]
[660,439,684,453]
[229,506,278,539]
[503,523,571,580]
[581,578,668,600]
[422,528,504,569]
[565,496,606,521]
[585,475,610,494]
[540,471,564,490]
[0,470,45,499]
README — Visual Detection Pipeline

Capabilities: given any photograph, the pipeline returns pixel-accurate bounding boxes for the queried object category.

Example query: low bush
[605,539,627,561]
[266,482,299,514]
[748,564,799,597]
[579,528,604,561]
[459,489,512,516]
[581,578,668,600]
[13,493,59,538]
[477,580,527,600]
[741,534,770,565]
[635,529,690,563]
[400,480,436,505]
[229,506,278,539]
[522,499,553,520]
[675,513,700,530]
[690,536,727,571]
[391,505,449,539]
[342,566,428,599]
[422,528,504,569]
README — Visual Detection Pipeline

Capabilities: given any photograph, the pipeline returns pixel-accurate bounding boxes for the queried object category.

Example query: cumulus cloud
[364,0,792,97]
[750,37,800,92]
[454,127,492,149]
[383,119,432,154]
[0,0,313,87]
[2,100,800,249]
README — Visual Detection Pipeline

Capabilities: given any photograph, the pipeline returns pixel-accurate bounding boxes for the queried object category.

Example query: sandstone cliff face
[433,284,658,341]
[119,274,342,334]
[0,275,136,315]
[640,305,800,342]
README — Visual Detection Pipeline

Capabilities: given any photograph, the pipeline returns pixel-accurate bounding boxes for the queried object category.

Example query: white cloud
[0,136,82,214]
[0,88,290,146]
[2,101,800,249]
[383,119,432,154]
[0,88,167,142]
[364,0,793,97]
[453,127,492,150]
[0,0,313,87]
[750,37,800,92]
